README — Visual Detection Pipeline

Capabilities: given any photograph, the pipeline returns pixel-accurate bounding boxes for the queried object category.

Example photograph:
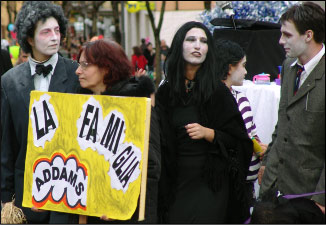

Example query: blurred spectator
[0,49,13,76]
[1,39,10,51]
[58,42,70,59]
[131,46,147,76]
[143,42,155,72]
[15,47,30,66]
[160,39,170,76]
[140,38,147,54]
[160,39,169,60]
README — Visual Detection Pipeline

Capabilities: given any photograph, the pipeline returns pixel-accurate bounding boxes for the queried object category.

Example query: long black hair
[163,21,219,105]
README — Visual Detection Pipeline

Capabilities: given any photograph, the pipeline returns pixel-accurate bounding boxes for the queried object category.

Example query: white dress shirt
[291,44,325,88]
[28,53,59,91]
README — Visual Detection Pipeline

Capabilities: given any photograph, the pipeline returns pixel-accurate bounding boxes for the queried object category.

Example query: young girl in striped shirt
[216,39,268,208]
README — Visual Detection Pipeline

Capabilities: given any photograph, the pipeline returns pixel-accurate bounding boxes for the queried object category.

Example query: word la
[30,94,58,148]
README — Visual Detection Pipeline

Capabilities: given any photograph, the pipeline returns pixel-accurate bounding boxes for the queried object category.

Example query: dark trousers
[245,181,257,208]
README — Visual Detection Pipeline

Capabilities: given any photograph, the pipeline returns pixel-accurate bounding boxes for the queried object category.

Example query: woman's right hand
[31,206,46,212]
[100,215,115,221]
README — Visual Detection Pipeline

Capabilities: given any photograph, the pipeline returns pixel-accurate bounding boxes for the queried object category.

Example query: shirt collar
[290,44,325,76]
[29,53,58,77]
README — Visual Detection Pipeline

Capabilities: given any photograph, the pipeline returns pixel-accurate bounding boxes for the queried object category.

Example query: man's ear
[27,37,34,47]
[305,30,314,42]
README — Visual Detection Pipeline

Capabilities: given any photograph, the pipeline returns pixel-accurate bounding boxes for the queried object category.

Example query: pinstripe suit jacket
[260,55,325,205]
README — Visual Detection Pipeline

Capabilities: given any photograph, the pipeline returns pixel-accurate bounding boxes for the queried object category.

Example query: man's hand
[258,166,266,185]
[100,215,115,221]
[258,143,268,160]
[31,206,46,212]
[315,202,325,214]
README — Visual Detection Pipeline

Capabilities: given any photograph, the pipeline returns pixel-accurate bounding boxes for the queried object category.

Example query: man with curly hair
[1,1,80,223]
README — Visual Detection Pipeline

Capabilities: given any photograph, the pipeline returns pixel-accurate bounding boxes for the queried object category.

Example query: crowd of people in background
[2,33,170,84]
[130,38,170,81]
[1,1,325,224]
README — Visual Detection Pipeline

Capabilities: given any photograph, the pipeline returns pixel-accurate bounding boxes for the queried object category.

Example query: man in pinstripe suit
[259,2,325,214]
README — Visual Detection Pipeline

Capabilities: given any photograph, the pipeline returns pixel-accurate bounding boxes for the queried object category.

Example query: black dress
[166,93,229,223]
[156,81,253,223]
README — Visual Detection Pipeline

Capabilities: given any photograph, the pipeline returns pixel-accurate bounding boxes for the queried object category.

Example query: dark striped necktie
[294,64,304,95]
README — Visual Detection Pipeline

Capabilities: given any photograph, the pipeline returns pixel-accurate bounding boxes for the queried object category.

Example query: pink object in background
[253,73,271,85]
[145,37,150,44]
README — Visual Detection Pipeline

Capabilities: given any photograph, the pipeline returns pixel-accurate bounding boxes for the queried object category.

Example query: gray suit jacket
[260,55,325,205]
[1,56,80,223]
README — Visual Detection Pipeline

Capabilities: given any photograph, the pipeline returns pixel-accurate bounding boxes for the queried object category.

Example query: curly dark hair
[15,1,68,54]
[215,39,246,81]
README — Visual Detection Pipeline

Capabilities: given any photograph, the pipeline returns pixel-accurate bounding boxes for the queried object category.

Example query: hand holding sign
[23,91,151,220]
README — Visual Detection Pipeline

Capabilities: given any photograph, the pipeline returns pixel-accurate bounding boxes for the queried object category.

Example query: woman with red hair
[75,39,160,223]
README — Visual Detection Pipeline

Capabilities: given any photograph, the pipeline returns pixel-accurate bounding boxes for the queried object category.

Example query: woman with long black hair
[155,21,252,223]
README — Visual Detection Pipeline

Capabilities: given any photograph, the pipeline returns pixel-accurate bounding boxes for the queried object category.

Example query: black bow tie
[35,64,53,77]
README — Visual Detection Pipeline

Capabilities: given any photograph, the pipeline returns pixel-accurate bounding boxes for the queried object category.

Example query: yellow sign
[22,91,151,220]
[126,1,155,13]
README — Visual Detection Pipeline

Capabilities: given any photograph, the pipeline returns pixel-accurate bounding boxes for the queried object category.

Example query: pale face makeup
[182,28,208,65]
[29,17,61,61]
[279,20,308,59]
[229,56,247,86]
[75,52,107,95]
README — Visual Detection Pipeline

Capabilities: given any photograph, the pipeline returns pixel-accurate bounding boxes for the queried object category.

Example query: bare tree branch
[111,1,122,44]
[146,1,166,88]
[146,1,156,33]
[157,1,166,32]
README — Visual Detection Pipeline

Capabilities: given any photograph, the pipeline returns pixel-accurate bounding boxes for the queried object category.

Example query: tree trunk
[111,1,122,44]
[61,1,72,53]
[90,2,106,38]
[154,34,161,88]
[204,1,211,11]
[6,1,12,24]
[12,1,17,22]
[91,11,98,37]
[146,1,166,89]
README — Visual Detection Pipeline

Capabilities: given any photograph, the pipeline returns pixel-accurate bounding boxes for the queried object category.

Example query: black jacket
[1,56,80,223]
[0,49,13,76]
[82,75,161,224]
[155,80,253,223]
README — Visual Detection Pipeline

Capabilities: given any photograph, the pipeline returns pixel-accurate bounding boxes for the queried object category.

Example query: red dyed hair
[77,39,132,89]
